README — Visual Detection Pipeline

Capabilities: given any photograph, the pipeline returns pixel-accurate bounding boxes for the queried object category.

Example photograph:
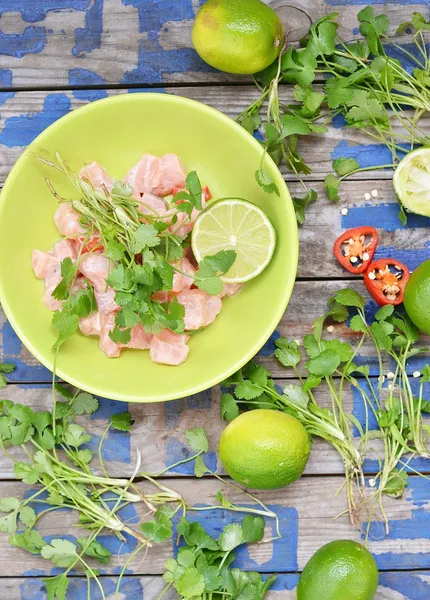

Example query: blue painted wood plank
[0,1,427,87]
[8,572,430,599]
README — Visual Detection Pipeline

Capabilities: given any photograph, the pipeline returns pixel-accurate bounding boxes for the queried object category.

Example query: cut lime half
[393,147,430,217]
[192,199,276,283]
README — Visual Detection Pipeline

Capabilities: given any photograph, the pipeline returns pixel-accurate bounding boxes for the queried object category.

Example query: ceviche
[32,154,242,366]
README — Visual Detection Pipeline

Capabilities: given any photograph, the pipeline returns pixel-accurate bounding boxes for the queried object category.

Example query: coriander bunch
[238,6,430,221]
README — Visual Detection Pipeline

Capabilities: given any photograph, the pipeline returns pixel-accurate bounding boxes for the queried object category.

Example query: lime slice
[393,147,430,217]
[191,199,276,283]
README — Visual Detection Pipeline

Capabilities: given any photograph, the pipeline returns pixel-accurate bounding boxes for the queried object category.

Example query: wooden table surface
[1,1,430,598]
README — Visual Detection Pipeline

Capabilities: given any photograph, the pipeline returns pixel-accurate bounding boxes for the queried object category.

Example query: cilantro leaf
[221,393,239,423]
[242,515,265,544]
[255,168,280,196]
[112,180,133,197]
[110,411,134,432]
[349,315,368,333]
[109,326,131,344]
[306,349,341,377]
[0,363,15,374]
[41,539,77,567]
[176,567,205,599]
[371,320,393,352]
[116,306,140,329]
[177,518,219,550]
[324,173,340,202]
[19,506,36,528]
[14,462,42,485]
[333,157,359,177]
[131,224,160,253]
[52,258,77,301]
[186,171,203,211]
[62,423,91,448]
[293,189,317,224]
[105,239,126,261]
[10,528,45,555]
[107,264,135,292]
[0,511,17,534]
[51,311,80,351]
[358,6,389,55]
[185,428,208,453]
[240,113,262,134]
[0,497,20,512]
[219,523,244,551]
[282,47,317,87]
[345,90,388,126]
[308,16,338,57]
[77,537,112,564]
[43,574,70,600]
[375,304,395,321]
[283,384,310,409]
[275,338,301,367]
[203,250,236,275]
[194,251,235,296]
[70,392,99,416]
[194,454,208,478]
[282,114,311,137]
[235,380,263,400]
[332,288,365,310]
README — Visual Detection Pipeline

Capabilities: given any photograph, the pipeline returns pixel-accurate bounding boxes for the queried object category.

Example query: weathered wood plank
[0,474,428,577]
[2,573,429,600]
[2,280,428,383]
[1,87,429,185]
[0,380,427,479]
[0,1,426,88]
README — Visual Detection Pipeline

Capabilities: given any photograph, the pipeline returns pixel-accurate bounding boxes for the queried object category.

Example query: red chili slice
[364,259,410,306]
[334,226,378,274]
[203,185,212,202]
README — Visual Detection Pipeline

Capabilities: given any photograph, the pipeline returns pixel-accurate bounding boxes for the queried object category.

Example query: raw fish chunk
[79,312,102,336]
[204,295,222,326]
[177,289,208,330]
[172,257,196,293]
[153,154,186,197]
[53,239,77,262]
[54,203,85,237]
[149,329,190,365]
[80,162,113,192]
[122,324,152,349]
[99,312,121,358]
[79,254,110,294]
[124,154,162,196]
[31,250,62,311]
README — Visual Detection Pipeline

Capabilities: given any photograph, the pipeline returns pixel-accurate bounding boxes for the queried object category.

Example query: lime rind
[192,199,276,283]
[393,147,430,217]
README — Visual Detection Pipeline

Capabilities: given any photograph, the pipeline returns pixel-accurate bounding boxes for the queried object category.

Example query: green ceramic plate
[0,94,298,403]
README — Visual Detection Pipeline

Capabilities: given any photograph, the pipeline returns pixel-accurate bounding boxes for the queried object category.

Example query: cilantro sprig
[0,390,278,599]
[43,156,236,348]
[238,6,430,221]
[224,288,430,535]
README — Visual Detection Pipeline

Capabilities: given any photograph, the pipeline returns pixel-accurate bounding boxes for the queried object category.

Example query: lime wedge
[191,199,276,283]
[393,147,430,217]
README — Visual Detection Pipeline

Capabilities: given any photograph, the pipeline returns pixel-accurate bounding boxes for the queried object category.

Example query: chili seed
[362,252,369,261]
[413,371,421,378]
[350,256,358,263]
[364,192,371,200]
[386,372,395,379]
[327,325,334,333]
[371,189,378,197]
[341,208,348,216]
[368,271,376,280]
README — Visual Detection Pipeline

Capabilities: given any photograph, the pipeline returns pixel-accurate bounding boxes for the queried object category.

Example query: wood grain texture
[0,0,426,88]
[0,380,381,478]
[1,87,429,184]
[2,574,429,600]
[0,473,428,578]
[2,280,429,381]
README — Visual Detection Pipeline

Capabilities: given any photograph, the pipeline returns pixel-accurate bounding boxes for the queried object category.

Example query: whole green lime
[297,540,379,600]
[404,260,430,334]
[218,409,311,489]
[192,0,284,75]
